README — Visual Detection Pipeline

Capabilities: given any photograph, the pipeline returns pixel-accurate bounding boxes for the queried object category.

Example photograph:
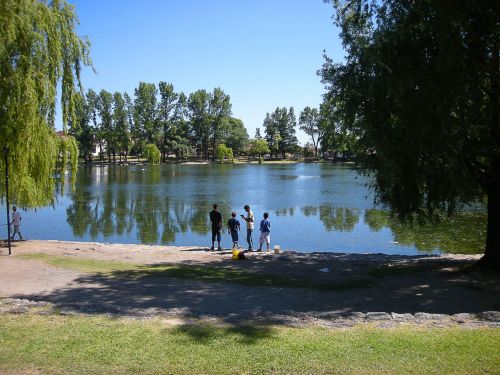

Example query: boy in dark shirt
[209,204,223,250]
[227,212,241,249]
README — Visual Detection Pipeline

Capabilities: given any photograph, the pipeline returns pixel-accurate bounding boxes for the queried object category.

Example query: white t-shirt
[12,211,21,225]
[246,211,254,230]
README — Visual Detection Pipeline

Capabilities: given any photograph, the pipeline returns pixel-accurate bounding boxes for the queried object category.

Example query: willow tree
[0,0,91,207]
[321,0,499,267]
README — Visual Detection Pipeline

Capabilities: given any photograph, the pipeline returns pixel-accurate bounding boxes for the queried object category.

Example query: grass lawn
[19,253,374,290]
[0,315,498,375]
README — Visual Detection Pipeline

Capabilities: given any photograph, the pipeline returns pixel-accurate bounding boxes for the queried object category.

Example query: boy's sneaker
[210,246,214,250]
[218,247,222,251]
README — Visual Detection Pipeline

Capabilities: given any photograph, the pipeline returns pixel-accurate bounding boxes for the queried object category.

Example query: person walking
[209,204,223,250]
[257,212,271,252]
[10,205,22,240]
[240,204,254,251]
[227,212,241,249]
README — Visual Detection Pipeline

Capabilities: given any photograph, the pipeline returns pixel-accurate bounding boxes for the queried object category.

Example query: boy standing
[10,206,22,240]
[209,204,223,250]
[257,212,271,252]
[227,212,241,249]
[240,204,254,251]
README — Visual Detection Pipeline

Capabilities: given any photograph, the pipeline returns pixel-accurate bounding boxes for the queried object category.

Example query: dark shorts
[211,227,221,242]
[230,230,238,242]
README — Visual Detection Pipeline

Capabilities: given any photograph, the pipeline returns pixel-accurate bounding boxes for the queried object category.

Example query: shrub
[144,143,160,164]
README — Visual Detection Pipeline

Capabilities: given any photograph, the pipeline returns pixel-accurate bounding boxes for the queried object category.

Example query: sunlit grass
[19,252,138,273]
[0,315,498,374]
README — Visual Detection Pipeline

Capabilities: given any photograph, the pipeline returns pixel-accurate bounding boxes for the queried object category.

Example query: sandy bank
[0,240,498,327]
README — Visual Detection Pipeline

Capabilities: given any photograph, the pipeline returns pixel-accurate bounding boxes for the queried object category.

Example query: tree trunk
[477,186,500,269]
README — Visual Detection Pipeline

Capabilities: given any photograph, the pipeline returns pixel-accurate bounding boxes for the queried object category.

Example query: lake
[6,163,486,255]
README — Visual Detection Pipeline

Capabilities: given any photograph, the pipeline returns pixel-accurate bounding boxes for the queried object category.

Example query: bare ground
[1,240,499,327]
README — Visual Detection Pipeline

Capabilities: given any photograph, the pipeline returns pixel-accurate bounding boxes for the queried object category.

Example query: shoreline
[0,240,498,328]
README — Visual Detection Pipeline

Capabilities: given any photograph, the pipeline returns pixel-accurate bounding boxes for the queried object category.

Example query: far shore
[1,239,499,327]
[77,157,356,166]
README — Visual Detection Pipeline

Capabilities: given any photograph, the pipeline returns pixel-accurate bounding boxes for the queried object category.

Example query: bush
[144,143,160,164]
[216,144,233,163]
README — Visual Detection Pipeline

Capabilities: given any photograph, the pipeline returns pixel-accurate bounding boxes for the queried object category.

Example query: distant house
[55,130,104,158]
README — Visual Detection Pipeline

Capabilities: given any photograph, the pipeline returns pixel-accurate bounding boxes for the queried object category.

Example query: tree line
[69,83,247,163]
[69,81,361,164]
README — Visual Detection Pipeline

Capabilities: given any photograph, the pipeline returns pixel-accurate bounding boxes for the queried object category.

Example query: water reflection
[37,164,487,254]
[364,209,486,254]
[65,166,236,245]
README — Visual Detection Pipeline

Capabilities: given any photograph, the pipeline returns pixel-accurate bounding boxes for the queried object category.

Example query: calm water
[6,164,487,255]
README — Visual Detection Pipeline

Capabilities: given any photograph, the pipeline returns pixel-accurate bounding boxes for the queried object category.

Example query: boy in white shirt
[10,205,22,240]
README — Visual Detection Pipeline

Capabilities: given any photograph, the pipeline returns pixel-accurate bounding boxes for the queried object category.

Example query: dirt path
[1,240,499,327]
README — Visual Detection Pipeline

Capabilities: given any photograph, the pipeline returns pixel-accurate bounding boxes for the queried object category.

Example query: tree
[96,90,114,163]
[264,107,298,158]
[250,139,270,160]
[0,0,90,207]
[321,0,500,267]
[69,93,94,163]
[255,128,262,140]
[158,82,179,161]
[86,89,101,159]
[123,92,136,156]
[187,90,211,159]
[134,82,159,146]
[144,143,160,165]
[209,88,232,161]
[216,144,233,163]
[299,107,322,156]
[113,92,130,162]
[223,118,249,156]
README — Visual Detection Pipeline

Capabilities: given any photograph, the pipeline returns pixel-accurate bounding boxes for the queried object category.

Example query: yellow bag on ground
[232,249,240,260]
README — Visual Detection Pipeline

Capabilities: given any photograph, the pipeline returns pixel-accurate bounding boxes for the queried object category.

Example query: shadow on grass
[109,264,374,291]
[171,324,275,345]
[10,253,500,320]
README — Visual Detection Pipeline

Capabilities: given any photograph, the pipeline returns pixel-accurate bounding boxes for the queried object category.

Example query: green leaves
[321,0,500,263]
[0,0,90,207]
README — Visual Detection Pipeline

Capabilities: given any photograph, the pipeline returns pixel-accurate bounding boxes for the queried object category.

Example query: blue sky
[69,0,343,144]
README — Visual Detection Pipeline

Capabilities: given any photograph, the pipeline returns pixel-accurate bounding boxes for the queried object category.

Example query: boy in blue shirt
[227,212,241,249]
[257,212,271,252]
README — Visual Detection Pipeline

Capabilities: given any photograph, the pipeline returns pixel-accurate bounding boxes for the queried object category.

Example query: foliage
[321,0,500,265]
[0,0,90,207]
[112,92,130,161]
[222,117,249,155]
[187,89,211,158]
[70,82,239,163]
[250,139,270,157]
[134,82,158,145]
[299,106,322,156]
[319,99,360,159]
[263,107,298,158]
[216,144,233,163]
[209,88,232,160]
[144,143,160,165]
[69,93,94,163]
[255,127,262,140]
[303,144,314,159]
[96,90,114,162]
[57,135,79,189]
